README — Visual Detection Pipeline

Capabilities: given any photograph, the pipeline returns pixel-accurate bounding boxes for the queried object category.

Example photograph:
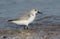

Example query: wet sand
[0,29,60,39]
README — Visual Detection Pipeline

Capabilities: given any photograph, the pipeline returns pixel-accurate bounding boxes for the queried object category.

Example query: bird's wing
[8,14,31,22]
[18,14,31,20]
[8,18,19,22]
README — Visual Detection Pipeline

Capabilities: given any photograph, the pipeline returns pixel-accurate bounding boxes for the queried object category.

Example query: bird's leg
[24,26,28,29]
[26,26,28,29]
[26,25,29,29]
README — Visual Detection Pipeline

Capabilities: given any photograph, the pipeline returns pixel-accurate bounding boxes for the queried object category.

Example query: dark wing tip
[8,20,13,22]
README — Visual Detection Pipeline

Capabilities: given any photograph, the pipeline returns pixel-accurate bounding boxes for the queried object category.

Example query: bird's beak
[37,11,43,14]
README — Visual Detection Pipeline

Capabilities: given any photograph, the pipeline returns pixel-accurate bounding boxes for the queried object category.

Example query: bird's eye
[35,10,37,11]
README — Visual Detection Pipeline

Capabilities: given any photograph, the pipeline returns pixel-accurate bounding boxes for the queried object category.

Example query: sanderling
[8,9,42,29]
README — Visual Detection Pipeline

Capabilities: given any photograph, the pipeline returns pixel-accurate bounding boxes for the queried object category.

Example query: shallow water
[0,0,60,39]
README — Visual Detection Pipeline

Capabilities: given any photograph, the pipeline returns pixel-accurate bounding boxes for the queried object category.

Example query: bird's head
[30,9,43,15]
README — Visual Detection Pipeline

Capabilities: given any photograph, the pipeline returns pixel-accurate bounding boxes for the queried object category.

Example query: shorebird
[8,9,42,29]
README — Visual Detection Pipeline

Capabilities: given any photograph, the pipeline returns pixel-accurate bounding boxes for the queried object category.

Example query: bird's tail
[7,20,13,22]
